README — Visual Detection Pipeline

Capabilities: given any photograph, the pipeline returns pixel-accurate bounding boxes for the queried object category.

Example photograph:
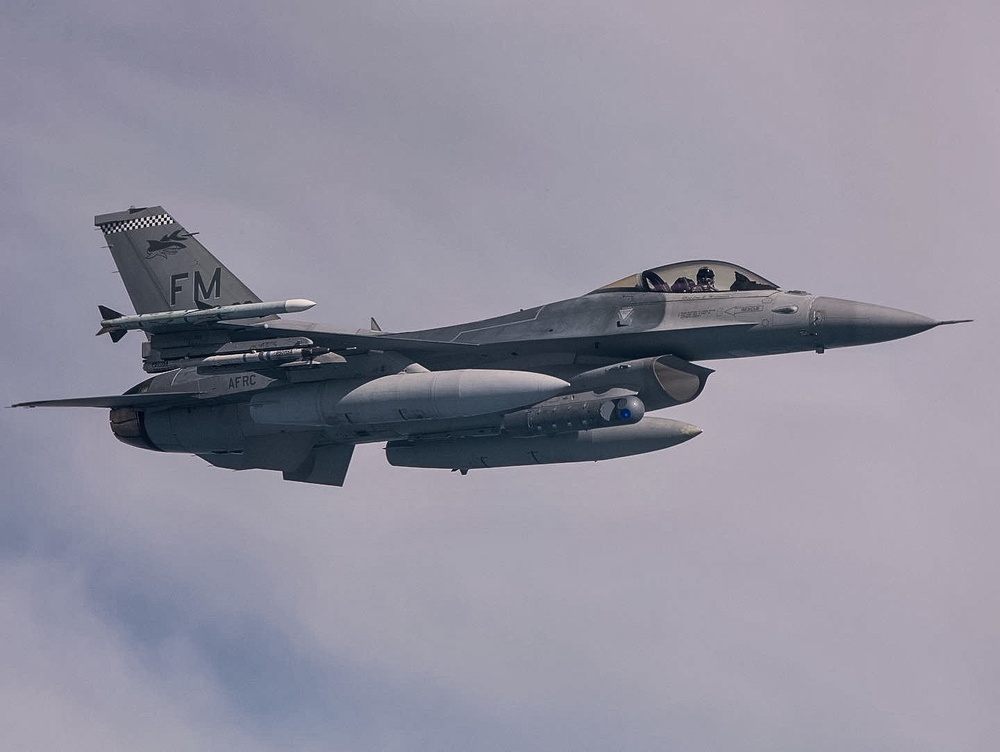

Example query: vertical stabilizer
[95,206,262,314]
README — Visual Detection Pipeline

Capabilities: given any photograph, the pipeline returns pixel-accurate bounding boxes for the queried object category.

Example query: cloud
[2,2,998,750]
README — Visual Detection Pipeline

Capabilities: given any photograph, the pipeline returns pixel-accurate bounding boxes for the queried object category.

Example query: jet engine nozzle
[109,407,160,451]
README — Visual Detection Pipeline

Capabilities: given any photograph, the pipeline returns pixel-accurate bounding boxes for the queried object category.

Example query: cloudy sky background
[2,2,997,749]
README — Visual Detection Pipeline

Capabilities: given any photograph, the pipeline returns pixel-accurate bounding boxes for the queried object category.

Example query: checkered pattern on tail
[99,213,174,235]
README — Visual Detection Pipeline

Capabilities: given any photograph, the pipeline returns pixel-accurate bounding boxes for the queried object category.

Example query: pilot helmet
[697,266,715,282]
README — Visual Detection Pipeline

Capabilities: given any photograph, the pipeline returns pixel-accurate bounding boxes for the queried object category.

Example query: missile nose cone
[284,299,317,312]
[811,297,940,347]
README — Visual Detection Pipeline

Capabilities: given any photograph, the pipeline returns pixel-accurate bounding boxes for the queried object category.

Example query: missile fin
[97,305,128,339]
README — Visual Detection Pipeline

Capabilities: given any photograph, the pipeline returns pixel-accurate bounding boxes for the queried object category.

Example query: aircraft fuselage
[15,207,960,485]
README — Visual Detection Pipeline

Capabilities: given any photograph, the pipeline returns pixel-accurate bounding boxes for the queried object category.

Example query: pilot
[693,266,717,292]
[670,277,695,293]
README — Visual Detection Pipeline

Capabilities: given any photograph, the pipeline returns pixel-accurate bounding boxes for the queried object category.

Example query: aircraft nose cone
[812,297,939,347]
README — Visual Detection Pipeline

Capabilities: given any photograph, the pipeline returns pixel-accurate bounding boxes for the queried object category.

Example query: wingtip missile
[284,299,317,313]
[97,299,317,334]
[96,305,128,339]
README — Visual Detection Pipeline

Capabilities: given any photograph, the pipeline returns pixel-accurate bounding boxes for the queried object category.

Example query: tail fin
[95,206,262,314]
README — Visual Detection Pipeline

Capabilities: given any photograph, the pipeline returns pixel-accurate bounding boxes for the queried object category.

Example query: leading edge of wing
[223,321,479,354]
[12,392,202,409]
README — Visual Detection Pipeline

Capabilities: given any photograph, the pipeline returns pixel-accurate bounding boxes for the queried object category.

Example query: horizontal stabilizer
[12,392,202,409]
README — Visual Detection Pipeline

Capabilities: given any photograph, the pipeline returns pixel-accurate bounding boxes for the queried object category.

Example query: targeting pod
[501,395,645,437]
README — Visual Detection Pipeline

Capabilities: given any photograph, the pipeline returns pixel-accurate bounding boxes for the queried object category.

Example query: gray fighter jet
[13,206,969,486]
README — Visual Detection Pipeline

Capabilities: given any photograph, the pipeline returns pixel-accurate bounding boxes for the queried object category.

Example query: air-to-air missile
[13,206,969,487]
[97,298,316,338]
[143,346,337,374]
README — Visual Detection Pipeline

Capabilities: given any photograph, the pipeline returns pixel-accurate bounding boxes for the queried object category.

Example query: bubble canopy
[589,260,780,295]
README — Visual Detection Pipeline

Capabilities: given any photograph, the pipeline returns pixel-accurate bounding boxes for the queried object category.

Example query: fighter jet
[12,206,969,487]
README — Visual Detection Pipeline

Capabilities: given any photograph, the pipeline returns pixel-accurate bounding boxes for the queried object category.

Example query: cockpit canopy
[589,261,779,295]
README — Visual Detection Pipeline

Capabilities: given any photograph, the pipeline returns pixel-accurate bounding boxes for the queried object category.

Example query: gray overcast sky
[2,2,997,750]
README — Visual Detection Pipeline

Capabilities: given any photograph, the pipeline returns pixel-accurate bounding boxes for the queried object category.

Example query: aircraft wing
[222,321,479,355]
[226,320,759,357]
[12,392,203,409]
